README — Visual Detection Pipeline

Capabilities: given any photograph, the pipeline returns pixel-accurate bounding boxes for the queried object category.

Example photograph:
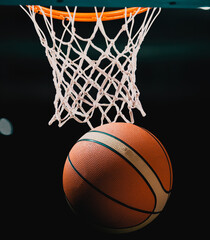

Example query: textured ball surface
[63,123,173,233]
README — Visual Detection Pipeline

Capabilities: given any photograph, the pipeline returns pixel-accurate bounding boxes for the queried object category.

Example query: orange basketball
[63,123,173,233]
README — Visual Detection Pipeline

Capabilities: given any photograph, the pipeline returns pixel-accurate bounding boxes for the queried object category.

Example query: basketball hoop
[21,5,161,128]
[28,5,149,22]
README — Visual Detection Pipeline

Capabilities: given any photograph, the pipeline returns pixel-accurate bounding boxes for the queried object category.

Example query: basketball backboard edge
[1,0,210,8]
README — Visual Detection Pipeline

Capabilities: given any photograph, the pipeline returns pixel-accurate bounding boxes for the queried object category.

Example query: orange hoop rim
[28,6,149,22]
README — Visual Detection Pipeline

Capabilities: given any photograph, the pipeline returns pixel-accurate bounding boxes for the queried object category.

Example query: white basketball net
[21,6,161,129]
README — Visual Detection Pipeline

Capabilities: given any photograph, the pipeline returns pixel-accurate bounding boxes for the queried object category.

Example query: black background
[1,6,209,238]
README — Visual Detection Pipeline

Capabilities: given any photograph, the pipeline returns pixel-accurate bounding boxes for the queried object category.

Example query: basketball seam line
[70,143,160,214]
[64,195,153,231]
[141,127,173,191]
[89,130,171,194]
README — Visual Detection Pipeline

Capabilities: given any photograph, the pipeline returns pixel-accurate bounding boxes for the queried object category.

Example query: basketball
[63,122,173,233]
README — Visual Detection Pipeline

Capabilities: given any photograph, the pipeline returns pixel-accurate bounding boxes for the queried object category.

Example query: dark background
[1,6,209,238]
